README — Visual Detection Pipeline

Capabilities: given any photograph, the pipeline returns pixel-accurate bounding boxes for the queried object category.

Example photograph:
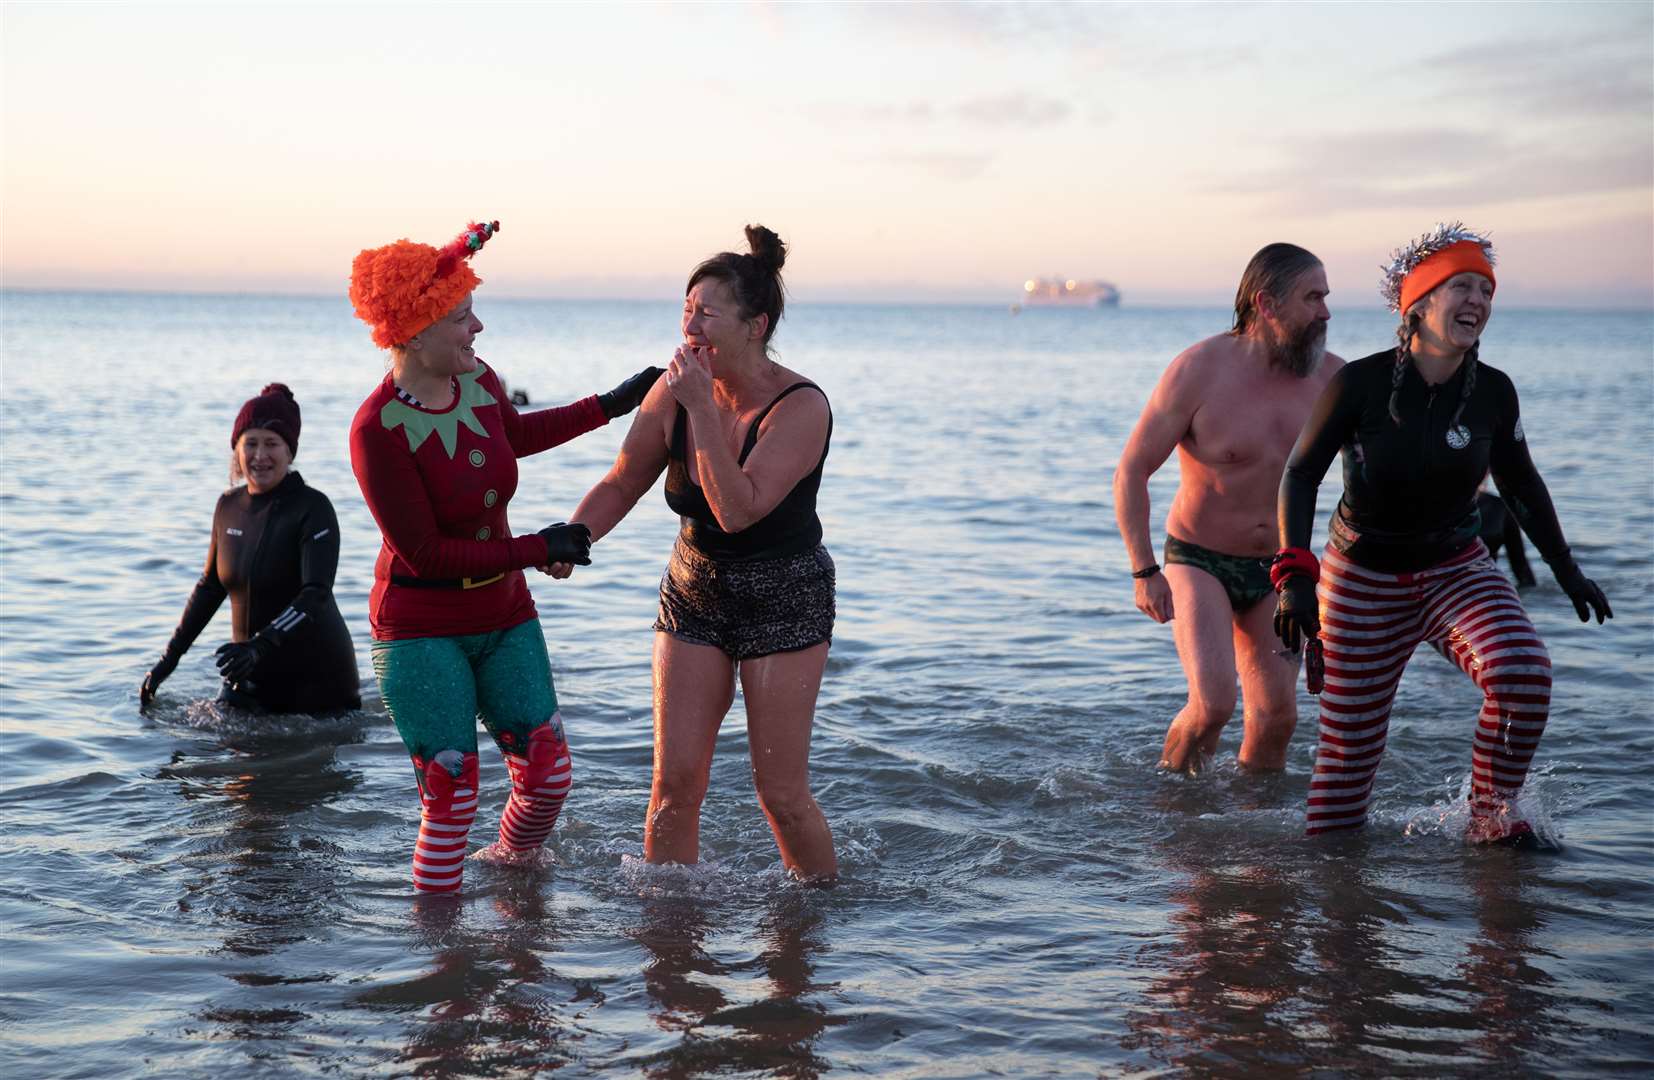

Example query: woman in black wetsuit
[561,225,838,881]
[1272,224,1611,845]
[140,384,360,714]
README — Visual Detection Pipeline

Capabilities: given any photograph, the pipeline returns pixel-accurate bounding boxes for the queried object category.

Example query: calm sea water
[2,290,1651,1078]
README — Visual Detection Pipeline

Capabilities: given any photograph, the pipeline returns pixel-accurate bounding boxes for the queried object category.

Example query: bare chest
[1183,376,1321,468]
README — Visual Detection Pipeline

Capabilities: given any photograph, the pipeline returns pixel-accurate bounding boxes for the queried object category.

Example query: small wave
[470,841,557,869]
[1397,764,1567,848]
[172,698,369,743]
[617,853,804,901]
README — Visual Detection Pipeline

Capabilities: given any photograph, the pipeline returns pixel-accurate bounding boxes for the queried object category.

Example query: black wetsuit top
[664,383,831,561]
[1281,350,1570,573]
[159,470,360,713]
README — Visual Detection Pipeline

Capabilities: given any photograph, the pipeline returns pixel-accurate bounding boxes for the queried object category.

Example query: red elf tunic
[349,359,607,640]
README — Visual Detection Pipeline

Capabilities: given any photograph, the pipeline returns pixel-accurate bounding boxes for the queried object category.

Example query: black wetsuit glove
[596,367,665,420]
[140,654,178,706]
[1273,576,1320,654]
[539,522,593,566]
[214,637,272,682]
[1550,558,1612,624]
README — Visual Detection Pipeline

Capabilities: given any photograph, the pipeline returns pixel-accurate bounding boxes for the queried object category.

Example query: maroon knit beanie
[231,383,301,457]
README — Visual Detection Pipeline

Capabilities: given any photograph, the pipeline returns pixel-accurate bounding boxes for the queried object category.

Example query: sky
[3,1,1651,308]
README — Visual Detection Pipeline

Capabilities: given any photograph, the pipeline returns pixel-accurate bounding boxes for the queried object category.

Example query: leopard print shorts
[654,538,835,660]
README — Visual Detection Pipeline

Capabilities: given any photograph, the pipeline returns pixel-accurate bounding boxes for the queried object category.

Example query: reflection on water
[363,884,584,1076]
[1124,820,1568,1076]
[160,716,363,1044]
[1460,856,1558,1071]
[632,890,838,1079]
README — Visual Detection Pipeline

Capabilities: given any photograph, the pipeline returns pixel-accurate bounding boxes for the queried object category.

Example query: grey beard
[1270,321,1326,377]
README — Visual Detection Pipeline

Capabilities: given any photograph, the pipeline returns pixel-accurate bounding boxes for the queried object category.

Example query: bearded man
[1113,244,1343,773]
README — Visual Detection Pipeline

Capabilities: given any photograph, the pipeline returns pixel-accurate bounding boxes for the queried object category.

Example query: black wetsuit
[1280,350,1570,572]
[158,470,360,713]
[1476,490,1536,587]
[1282,350,1574,838]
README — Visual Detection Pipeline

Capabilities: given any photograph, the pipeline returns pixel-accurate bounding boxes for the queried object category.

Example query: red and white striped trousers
[498,720,573,852]
[1307,542,1552,835]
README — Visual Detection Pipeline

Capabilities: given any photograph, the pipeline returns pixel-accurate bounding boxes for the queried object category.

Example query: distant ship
[1015,277,1121,310]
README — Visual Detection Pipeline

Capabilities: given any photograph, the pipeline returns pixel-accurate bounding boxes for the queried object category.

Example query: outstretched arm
[1112,353,1199,623]
[142,513,227,705]
[351,423,555,578]
[1278,366,1357,551]
[499,364,664,458]
[1274,366,1359,652]
[1488,380,1611,623]
[570,374,674,543]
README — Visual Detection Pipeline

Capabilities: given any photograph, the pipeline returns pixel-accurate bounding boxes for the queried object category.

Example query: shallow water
[2,291,1651,1077]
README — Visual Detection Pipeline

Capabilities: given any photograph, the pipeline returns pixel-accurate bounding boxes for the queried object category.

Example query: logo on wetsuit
[1445,425,1471,450]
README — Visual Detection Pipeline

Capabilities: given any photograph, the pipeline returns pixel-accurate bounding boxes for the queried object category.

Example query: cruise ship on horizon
[1015,276,1121,309]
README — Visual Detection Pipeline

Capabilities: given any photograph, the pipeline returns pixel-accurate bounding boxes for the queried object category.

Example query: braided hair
[1390,311,1480,428]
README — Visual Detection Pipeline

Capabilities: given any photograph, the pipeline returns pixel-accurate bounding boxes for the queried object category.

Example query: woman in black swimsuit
[141,384,360,714]
[562,225,838,881]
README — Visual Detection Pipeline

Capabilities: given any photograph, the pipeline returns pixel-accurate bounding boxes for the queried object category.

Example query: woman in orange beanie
[347,219,661,894]
[1274,223,1611,847]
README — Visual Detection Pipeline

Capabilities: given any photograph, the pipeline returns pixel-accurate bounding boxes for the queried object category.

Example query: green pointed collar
[380,363,498,457]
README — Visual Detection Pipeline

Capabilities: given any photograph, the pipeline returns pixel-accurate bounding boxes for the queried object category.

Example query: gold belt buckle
[461,573,504,590]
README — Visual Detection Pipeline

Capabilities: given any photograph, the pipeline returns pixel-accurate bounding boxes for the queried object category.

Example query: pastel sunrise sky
[3,1,1650,307]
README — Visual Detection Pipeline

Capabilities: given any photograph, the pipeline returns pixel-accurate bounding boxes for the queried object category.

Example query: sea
[1,290,1650,1078]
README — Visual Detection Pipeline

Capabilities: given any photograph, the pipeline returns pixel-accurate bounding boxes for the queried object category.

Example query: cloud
[953,93,1072,128]
[1210,128,1653,214]
[1408,23,1653,121]
[810,91,1074,131]
[868,150,995,181]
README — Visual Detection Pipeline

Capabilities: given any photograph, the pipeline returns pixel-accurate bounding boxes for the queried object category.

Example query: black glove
[539,522,593,566]
[1551,559,1612,624]
[214,637,271,682]
[596,367,665,420]
[139,654,177,706]
[1273,575,1320,654]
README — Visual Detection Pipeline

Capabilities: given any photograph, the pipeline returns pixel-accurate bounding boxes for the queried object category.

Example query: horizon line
[3,284,1650,315]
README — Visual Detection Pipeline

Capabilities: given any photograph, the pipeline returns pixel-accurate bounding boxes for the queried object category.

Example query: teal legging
[371,617,563,760]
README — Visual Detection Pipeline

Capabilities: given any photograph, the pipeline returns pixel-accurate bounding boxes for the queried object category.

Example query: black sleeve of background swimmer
[159,504,230,664]
[1487,370,1570,563]
[255,492,342,648]
[1280,364,1361,550]
[1502,511,1536,583]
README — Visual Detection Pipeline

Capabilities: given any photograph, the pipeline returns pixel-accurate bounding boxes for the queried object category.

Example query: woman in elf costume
[348,219,659,893]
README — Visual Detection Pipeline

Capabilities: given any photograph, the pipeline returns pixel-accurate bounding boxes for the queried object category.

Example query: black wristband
[1132,563,1160,579]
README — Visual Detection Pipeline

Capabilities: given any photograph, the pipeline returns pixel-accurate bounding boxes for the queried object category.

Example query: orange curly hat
[349,220,499,348]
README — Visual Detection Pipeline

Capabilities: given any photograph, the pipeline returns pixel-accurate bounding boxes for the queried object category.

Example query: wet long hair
[687,225,788,353]
[1231,243,1322,335]
[1389,307,1479,428]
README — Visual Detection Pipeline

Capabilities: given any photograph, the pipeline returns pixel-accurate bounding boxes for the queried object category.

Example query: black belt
[391,572,505,590]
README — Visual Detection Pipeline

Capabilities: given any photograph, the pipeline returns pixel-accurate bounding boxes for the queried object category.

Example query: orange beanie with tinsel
[349,220,499,348]
[1399,240,1496,315]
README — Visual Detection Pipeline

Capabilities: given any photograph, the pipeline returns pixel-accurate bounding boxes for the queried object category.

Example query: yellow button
[483,489,498,507]
[468,449,485,467]
[476,526,491,540]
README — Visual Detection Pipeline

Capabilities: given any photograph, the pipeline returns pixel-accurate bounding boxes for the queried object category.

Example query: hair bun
[744,224,787,273]
[259,383,295,400]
